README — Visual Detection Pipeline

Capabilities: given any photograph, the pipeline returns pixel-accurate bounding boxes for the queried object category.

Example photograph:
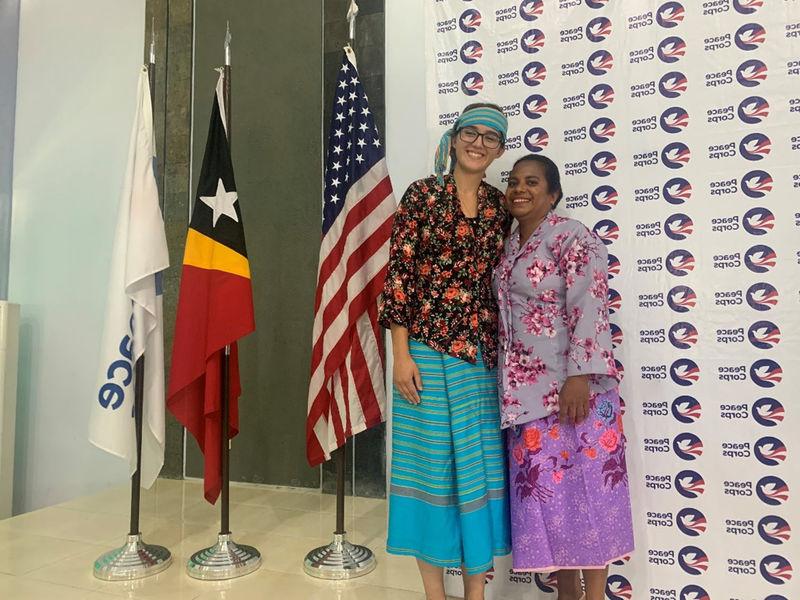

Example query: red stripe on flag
[307,263,390,421]
[309,215,393,374]
[313,177,393,312]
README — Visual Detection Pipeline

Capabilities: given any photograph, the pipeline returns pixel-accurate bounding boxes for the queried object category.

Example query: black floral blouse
[378,175,511,368]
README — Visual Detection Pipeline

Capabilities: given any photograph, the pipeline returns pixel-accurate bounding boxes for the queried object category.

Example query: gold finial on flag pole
[347,0,359,44]
[149,17,156,64]
[224,20,231,67]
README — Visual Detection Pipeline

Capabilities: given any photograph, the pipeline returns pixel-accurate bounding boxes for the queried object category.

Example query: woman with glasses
[493,155,633,600]
[379,103,512,600]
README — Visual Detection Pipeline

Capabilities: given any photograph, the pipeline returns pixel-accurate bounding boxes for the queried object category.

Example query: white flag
[89,68,169,488]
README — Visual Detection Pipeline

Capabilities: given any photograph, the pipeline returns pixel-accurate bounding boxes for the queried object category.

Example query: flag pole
[303,2,377,579]
[186,23,261,580]
[94,22,173,581]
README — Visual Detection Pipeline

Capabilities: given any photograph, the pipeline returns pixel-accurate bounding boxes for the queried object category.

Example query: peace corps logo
[737,59,768,87]
[523,94,548,119]
[764,596,788,600]
[752,397,784,427]
[593,219,620,244]
[591,151,617,176]
[676,469,706,498]
[747,282,778,311]
[674,433,704,460]
[738,96,770,123]
[759,516,791,545]
[657,2,685,28]
[745,207,775,236]
[586,17,612,43]
[664,213,694,240]
[660,107,689,133]
[605,575,633,600]
[741,171,773,198]
[524,127,549,152]
[522,61,547,86]
[739,132,771,160]
[745,244,777,273]
[586,0,611,8]
[608,288,622,313]
[734,0,763,14]
[735,23,767,51]
[757,475,789,506]
[669,322,698,349]
[750,359,783,388]
[666,249,695,276]
[607,253,621,278]
[460,41,483,64]
[459,9,482,33]
[615,359,624,379]
[588,83,615,108]
[668,285,697,313]
[677,507,708,536]
[612,555,632,567]
[755,436,787,466]
[522,29,546,53]
[678,546,709,575]
[610,323,623,347]
[749,321,781,349]
[672,395,701,423]
[663,177,692,204]
[461,72,484,96]
[680,585,710,600]
[592,186,618,210]
[590,117,616,143]
[520,0,544,21]
[760,555,792,585]
[671,358,700,386]
[662,142,691,168]
[534,572,558,592]
[660,71,688,98]
[587,50,614,75]
[658,36,687,63]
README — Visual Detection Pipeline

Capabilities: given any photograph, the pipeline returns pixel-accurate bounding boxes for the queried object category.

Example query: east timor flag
[167,72,254,504]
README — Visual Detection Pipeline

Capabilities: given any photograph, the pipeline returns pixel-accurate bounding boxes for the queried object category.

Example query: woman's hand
[558,375,590,425]
[393,353,423,405]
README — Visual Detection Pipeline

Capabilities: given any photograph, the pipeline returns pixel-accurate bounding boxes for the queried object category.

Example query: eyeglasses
[457,127,503,149]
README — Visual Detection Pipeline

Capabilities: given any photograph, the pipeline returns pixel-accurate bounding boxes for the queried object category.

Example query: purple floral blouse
[493,212,620,428]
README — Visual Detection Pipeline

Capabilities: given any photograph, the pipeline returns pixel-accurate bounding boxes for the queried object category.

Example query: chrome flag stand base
[186,533,262,580]
[304,532,377,580]
[93,534,172,581]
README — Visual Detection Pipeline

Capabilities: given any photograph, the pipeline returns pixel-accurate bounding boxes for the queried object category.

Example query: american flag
[306,47,396,467]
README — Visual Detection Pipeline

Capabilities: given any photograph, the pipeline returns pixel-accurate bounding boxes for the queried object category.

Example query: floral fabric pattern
[379,175,511,367]
[493,212,619,426]
[506,389,634,571]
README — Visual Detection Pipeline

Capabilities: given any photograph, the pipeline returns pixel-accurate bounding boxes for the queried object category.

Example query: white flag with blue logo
[89,68,169,488]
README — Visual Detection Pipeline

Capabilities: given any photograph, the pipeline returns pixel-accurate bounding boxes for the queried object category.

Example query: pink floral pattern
[507,389,634,570]
[493,212,619,426]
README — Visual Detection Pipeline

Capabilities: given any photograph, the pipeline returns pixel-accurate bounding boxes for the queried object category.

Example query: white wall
[386,0,428,195]
[0,0,20,300]
[10,0,146,514]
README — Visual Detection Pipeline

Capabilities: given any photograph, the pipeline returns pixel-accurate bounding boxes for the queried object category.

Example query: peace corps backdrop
[423,1,799,599]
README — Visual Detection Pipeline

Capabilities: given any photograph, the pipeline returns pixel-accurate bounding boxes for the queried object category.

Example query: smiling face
[505,159,558,226]
[451,124,505,176]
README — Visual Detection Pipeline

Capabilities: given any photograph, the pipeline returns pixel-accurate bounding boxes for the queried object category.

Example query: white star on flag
[199,178,239,227]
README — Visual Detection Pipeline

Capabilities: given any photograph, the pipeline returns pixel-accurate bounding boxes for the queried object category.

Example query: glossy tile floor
[0,479,458,599]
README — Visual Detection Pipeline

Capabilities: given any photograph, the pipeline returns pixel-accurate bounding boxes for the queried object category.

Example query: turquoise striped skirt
[387,340,511,574]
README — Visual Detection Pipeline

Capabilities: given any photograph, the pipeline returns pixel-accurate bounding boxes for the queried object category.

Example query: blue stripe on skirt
[387,340,511,574]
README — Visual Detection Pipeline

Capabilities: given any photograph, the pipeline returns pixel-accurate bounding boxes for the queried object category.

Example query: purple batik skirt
[506,389,634,572]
